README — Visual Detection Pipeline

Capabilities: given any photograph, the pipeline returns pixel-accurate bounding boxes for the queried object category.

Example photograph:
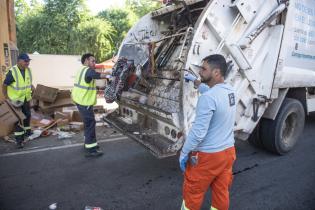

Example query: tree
[98,8,134,48]
[15,0,42,23]
[16,0,115,61]
[125,0,162,18]
[74,17,115,61]
[15,0,161,61]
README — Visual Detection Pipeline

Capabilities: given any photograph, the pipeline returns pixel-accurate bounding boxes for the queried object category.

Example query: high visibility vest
[71,66,97,106]
[7,65,33,102]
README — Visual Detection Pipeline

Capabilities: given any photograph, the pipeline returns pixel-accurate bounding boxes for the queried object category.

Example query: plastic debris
[57,131,75,139]
[48,203,57,210]
[27,130,42,141]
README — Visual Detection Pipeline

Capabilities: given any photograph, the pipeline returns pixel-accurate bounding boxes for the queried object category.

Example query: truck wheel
[260,98,305,155]
[248,123,264,149]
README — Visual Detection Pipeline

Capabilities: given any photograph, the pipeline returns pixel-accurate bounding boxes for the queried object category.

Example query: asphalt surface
[0,116,315,210]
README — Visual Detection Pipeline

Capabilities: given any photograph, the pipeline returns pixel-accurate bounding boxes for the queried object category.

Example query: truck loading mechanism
[104,0,315,158]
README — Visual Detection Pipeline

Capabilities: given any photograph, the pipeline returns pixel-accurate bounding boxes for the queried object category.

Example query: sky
[86,0,125,14]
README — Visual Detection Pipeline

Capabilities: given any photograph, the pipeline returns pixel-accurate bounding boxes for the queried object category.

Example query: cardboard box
[57,119,70,127]
[0,102,19,137]
[0,100,26,137]
[0,102,19,123]
[69,122,84,131]
[0,123,15,137]
[54,111,72,121]
[72,110,82,122]
[31,118,55,128]
[33,84,59,103]
[5,100,26,123]
[39,90,73,110]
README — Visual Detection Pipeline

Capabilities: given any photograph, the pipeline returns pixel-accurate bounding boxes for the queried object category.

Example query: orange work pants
[182,147,236,210]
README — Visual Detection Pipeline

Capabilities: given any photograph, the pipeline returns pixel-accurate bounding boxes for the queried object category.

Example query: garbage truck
[104,0,315,158]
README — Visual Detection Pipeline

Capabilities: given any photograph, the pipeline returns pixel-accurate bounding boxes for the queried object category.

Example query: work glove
[184,73,197,82]
[179,153,189,173]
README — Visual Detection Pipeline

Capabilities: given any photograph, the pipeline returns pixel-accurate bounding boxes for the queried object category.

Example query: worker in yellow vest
[2,53,34,148]
[72,53,111,157]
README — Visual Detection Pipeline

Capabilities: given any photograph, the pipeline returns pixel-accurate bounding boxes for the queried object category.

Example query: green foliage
[98,8,132,48]
[15,0,162,61]
[125,0,162,18]
[16,0,115,61]
[74,17,115,61]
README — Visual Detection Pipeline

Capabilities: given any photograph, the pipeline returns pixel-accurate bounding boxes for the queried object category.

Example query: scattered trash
[133,132,140,135]
[48,202,57,210]
[27,130,42,141]
[41,130,51,137]
[57,131,75,139]
[2,136,15,143]
[1,84,117,143]
[69,122,84,131]
[84,206,104,210]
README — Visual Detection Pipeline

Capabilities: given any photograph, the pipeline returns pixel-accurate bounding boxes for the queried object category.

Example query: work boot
[85,148,103,158]
[16,142,24,149]
[83,144,100,150]
[25,130,33,137]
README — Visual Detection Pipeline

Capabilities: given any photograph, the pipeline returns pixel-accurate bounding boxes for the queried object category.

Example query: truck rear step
[104,114,178,158]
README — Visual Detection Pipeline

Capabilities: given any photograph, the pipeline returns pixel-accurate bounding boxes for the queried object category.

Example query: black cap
[18,53,31,61]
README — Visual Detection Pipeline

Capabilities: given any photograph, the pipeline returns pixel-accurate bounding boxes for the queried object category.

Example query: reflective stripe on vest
[210,206,218,210]
[71,67,97,106]
[7,66,32,102]
[74,84,97,90]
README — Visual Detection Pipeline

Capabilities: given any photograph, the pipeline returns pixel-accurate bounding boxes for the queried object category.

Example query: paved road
[0,116,315,210]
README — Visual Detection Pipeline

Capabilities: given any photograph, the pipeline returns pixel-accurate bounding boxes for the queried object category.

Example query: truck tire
[260,98,305,155]
[248,123,264,149]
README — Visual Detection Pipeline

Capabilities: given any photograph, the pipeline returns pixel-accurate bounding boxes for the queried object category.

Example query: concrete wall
[29,54,81,89]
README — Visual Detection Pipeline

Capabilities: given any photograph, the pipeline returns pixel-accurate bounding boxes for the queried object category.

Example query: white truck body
[105,0,315,158]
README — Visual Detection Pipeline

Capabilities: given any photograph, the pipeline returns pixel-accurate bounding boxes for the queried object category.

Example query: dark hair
[81,53,94,64]
[202,54,227,78]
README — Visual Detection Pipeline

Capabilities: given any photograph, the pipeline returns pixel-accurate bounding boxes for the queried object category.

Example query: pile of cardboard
[33,84,74,114]
[54,107,84,132]
[0,100,26,137]
[0,84,107,140]
[30,84,84,132]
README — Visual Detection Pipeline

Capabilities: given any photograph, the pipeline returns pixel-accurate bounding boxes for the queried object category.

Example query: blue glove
[184,73,197,82]
[179,153,189,173]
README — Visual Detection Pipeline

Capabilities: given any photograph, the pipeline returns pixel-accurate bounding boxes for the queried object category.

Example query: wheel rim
[280,112,298,147]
